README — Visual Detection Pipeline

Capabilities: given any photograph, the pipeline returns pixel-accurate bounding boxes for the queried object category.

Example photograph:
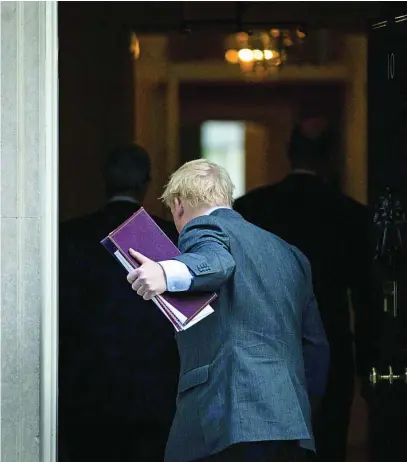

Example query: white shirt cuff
[159,260,193,292]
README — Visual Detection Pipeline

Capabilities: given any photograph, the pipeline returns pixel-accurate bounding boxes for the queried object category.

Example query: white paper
[114,250,134,272]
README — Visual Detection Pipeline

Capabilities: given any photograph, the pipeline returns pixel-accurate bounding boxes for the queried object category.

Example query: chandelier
[225,29,306,76]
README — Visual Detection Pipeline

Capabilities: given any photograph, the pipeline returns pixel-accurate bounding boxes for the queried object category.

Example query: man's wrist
[157,262,168,291]
[158,260,193,292]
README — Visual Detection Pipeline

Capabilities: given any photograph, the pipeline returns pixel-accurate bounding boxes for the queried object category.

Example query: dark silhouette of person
[59,144,179,462]
[234,118,375,462]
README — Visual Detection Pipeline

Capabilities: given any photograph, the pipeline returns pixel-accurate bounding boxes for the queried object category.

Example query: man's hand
[127,249,167,300]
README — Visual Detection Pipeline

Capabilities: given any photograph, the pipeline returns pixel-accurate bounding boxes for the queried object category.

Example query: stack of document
[101,208,216,331]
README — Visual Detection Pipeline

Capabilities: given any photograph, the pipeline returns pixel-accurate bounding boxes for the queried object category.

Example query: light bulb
[225,49,239,64]
[263,50,274,60]
[238,48,254,63]
[252,49,264,61]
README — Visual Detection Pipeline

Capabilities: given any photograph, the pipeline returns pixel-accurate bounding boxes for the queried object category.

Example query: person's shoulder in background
[329,184,370,228]
[233,184,281,221]
[59,210,103,253]
[60,207,178,252]
[60,208,106,240]
[234,184,276,209]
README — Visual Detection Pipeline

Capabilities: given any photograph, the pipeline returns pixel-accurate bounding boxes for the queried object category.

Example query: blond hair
[160,159,235,209]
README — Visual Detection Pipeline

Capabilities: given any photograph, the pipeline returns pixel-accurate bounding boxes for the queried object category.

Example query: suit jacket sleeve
[303,293,330,403]
[297,249,330,404]
[173,216,236,292]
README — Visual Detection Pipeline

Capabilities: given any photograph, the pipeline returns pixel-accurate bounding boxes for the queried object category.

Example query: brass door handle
[370,366,407,385]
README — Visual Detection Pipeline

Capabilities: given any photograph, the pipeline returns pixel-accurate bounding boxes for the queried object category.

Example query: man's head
[103,143,151,202]
[288,116,334,177]
[161,159,235,232]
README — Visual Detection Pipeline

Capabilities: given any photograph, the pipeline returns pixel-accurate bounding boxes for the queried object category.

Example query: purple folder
[101,208,216,331]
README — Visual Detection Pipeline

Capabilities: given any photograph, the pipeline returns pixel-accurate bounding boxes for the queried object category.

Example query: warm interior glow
[236,32,249,43]
[263,49,274,60]
[130,32,140,60]
[224,28,304,73]
[296,29,307,39]
[238,48,254,62]
[252,49,264,61]
[225,49,239,64]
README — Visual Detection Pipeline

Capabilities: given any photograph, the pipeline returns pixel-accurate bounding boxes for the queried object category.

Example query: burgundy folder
[101,208,216,331]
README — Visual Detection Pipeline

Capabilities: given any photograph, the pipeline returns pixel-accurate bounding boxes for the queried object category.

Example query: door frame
[40,2,59,461]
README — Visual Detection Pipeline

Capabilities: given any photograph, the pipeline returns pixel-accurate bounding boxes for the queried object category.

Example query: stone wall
[1,2,58,461]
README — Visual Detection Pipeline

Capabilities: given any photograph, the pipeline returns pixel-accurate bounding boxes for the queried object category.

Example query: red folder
[101,208,216,331]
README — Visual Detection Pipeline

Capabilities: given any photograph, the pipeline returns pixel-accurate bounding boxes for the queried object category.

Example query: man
[234,118,376,462]
[126,159,330,462]
[59,144,179,462]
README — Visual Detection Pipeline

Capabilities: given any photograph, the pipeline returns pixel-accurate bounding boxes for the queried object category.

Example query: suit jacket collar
[290,169,317,177]
[206,206,231,215]
[107,195,140,206]
[210,208,241,219]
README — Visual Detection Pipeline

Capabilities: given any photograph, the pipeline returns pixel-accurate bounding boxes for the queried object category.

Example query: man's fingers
[143,291,154,301]
[126,256,163,301]
[136,286,145,296]
[127,268,140,284]
[129,249,150,264]
[132,280,143,292]
[134,284,154,300]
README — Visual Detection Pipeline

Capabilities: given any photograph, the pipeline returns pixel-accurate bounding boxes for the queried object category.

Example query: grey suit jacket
[165,209,329,462]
